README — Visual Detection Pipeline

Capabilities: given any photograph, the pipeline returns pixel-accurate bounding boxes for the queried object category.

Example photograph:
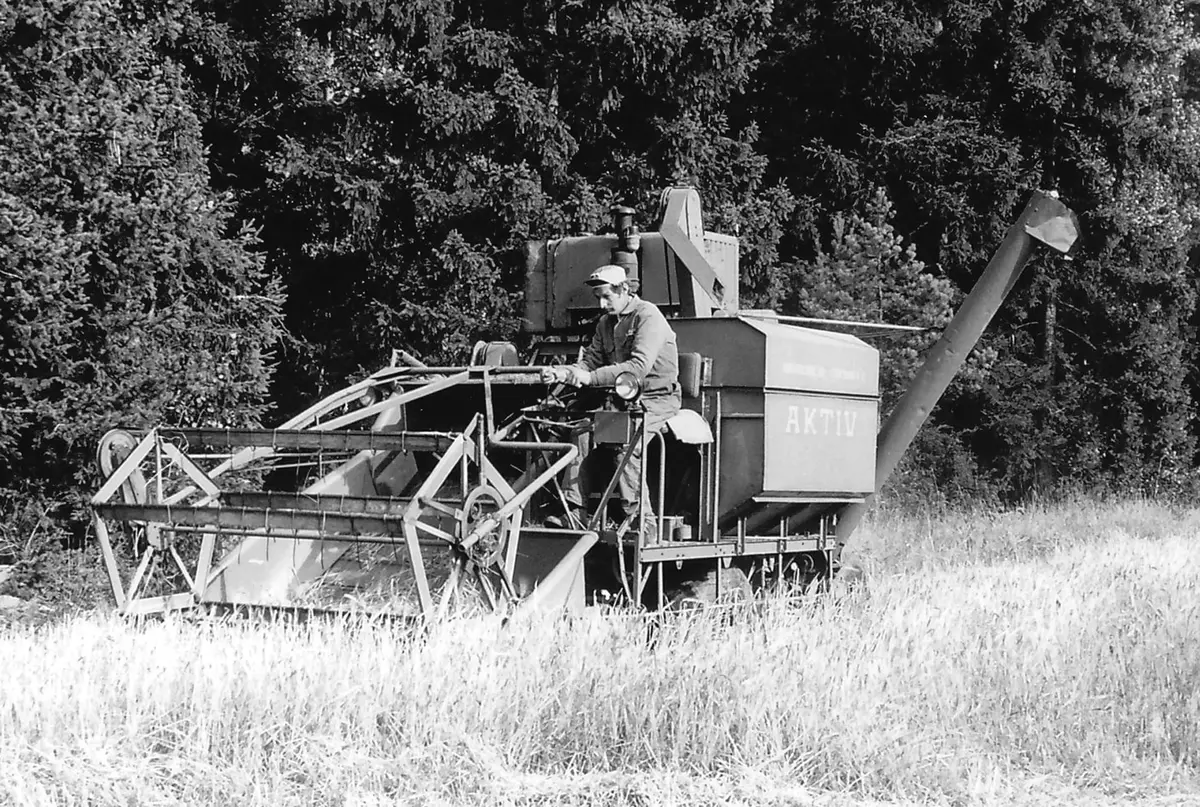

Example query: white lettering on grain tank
[781,362,868,385]
[764,390,878,494]
[784,405,859,437]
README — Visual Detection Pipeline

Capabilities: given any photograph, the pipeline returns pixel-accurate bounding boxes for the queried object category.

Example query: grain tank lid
[736,312,872,346]
[737,314,881,397]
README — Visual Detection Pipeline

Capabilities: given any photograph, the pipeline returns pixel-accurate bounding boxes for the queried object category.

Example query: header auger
[91,188,1078,618]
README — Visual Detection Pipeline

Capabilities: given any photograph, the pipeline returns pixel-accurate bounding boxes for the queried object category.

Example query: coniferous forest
[3,0,1200,564]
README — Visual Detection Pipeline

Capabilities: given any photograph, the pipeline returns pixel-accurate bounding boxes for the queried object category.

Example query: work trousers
[561,396,679,522]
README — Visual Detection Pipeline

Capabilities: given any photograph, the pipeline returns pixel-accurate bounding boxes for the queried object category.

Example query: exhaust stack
[609,204,640,277]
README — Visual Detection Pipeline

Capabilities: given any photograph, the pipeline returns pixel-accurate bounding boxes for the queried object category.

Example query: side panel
[763,323,880,397]
[550,236,615,327]
[638,233,676,308]
[704,232,740,312]
[762,392,877,496]
[715,391,766,518]
[512,533,587,608]
[673,319,767,389]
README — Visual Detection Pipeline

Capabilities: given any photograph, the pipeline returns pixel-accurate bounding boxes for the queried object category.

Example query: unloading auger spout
[832,190,1079,550]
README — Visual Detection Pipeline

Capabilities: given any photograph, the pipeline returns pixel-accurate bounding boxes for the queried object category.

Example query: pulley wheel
[460,485,506,567]
[97,428,138,478]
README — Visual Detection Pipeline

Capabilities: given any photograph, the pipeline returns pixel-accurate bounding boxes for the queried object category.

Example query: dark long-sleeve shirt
[576,297,680,410]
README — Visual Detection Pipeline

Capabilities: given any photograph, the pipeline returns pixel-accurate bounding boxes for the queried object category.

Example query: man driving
[541,264,681,540]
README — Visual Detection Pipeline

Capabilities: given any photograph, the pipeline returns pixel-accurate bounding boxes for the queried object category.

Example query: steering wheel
[538,381,579,410]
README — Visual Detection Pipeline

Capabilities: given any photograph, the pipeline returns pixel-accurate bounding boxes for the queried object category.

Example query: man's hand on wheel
[540,366,569,385]
[541,366,591,387]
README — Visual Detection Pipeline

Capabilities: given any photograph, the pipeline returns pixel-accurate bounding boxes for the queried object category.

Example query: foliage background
[3,0,1200,573]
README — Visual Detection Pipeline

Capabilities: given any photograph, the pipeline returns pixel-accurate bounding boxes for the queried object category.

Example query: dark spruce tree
[172,0,792,410]
[0,0,283,556]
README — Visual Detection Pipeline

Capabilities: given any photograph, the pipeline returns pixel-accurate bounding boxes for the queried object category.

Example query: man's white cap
[585,264,628,287]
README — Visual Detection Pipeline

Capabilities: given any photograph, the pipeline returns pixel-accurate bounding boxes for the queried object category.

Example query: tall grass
[2,499,1200,806]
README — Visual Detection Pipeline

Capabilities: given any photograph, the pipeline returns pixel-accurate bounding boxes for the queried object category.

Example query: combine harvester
[91,188,1077,617]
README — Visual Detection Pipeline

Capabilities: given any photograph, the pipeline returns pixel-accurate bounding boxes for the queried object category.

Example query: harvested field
[2,498,1199,806]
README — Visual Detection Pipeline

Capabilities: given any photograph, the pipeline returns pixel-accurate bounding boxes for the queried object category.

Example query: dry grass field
[2,498,1200,806]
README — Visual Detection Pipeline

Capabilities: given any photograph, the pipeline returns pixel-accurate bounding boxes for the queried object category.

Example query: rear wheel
[749,551,835,597]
